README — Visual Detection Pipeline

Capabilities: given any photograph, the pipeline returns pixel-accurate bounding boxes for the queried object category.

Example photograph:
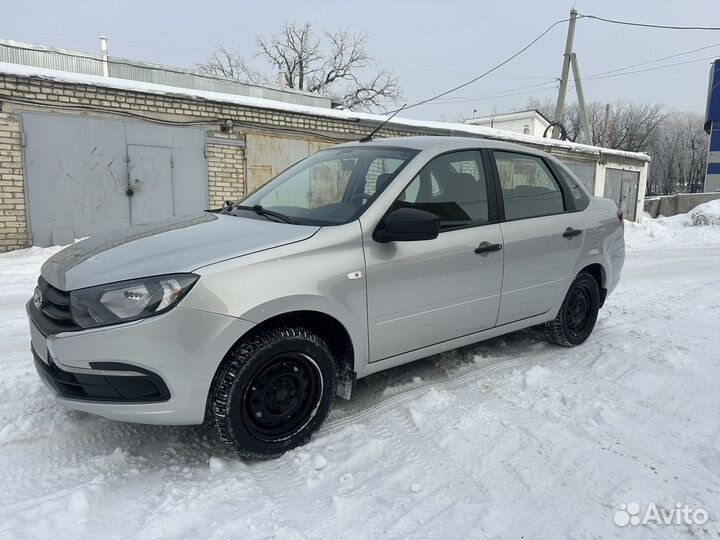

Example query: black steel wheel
[210,327,336,459]
[545,272,600,347]
[242,352,323,442]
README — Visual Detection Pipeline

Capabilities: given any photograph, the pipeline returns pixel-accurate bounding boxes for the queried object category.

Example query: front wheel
[545,272,600,347]
[211,327,336,459]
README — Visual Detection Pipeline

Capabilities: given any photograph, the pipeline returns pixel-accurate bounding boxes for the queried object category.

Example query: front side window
[237,146,418,225]
[494,151,565,220]
[392,150,490,231]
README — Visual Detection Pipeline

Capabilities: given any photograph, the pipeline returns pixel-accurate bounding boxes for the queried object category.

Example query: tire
[545,272,600,347]
[210,327,336,459]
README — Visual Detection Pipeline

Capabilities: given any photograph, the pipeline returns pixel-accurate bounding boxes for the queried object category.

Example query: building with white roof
[465,109,552,138]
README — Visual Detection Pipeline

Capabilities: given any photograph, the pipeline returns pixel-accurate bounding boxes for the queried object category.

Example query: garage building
[0,39,650,252]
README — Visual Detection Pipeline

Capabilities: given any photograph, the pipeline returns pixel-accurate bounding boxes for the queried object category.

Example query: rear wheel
[545,272,600,347]
[211,327,336,459]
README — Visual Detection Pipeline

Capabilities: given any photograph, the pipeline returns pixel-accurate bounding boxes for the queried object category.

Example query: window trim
[488,149,579,223]
[545,159,588,211]
[379,148,500,235]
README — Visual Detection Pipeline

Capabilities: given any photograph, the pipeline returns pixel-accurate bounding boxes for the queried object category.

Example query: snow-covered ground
[1,212,720,540]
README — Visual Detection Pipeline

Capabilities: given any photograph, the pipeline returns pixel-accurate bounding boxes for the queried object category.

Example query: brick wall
[0,72,649,251]
[206,139,245,208]
[0,110,27,250]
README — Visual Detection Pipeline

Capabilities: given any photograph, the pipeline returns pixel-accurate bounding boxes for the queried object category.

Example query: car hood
[41,212,320,290]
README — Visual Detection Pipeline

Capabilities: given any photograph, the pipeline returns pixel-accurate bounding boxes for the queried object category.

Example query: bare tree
[522,98,708,194]
[648,112,708,195]
[524,98,666,150]
[197,46,265,84]
[196,22,401,111]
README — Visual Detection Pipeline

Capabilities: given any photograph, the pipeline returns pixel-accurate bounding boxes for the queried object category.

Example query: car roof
[333,135,551,158]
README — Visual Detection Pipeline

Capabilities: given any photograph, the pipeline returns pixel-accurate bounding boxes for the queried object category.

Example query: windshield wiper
[232,204,298,224]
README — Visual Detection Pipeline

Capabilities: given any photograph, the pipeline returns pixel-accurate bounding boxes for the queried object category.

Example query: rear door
[364,150,504,361]
[491,150,584,325]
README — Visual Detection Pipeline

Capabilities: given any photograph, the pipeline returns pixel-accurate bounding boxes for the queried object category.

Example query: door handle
[474,242,503,255]
[563,227,583,238]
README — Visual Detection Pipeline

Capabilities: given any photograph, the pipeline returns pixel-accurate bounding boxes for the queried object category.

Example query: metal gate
[22,112,208,247]
[245,134,330,193]
[604,168,639,221]
[562,160,596,192]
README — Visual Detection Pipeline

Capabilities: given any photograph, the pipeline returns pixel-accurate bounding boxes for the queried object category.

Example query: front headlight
[70,274,198,329]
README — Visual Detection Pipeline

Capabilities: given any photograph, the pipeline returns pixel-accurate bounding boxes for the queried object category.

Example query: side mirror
[373,207,440,243]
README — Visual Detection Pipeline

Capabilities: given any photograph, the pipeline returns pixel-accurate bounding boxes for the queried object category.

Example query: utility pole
[552,8,577,139]
[570,53,593,145]
[601,103,610,147]
[552,8,594,145]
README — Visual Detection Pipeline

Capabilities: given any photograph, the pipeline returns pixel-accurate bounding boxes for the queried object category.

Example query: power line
[587,42,720,78]
[391,47,719,109]
[394,46,719,108]
[379,80,558,104]
[580,55,717,85]
[580,14,720,31]
[563,54,717,98]
[387,16,574,113]
[393,64,558,81]
[430,85,559,106]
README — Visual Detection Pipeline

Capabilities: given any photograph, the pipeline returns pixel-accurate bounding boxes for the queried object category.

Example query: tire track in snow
[322,349,557,434]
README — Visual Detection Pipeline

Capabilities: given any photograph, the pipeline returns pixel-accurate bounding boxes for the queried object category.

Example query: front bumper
[33,347,171,402]
[28,302,255,425]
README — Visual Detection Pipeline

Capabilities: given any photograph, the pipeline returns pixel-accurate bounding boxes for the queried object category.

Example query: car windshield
[234,146,419,225]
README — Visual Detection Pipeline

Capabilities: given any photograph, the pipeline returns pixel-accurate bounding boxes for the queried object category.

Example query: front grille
[29,276,81,337]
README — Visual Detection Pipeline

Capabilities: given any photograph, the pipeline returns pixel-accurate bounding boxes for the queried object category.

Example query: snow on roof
[0,61,650,163]
[466,108,552,126]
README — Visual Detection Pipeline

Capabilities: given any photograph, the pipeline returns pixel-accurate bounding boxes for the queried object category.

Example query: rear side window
[494,152,565,220]
[395,150,490,231]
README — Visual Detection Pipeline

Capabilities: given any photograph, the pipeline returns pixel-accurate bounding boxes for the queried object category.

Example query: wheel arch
[208,307,358,417]
[578,262,607,306]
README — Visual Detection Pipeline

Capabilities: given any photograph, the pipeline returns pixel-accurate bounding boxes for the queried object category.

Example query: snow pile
[626,200,720,251]
[688,199,720,226]
[1,220,720,538]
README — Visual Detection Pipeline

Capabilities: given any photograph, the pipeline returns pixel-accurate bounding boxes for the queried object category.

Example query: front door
[492,151,584,325]
[364,150,504,361]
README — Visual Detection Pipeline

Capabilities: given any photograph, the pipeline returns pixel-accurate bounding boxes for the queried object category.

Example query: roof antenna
[359,104,407,142]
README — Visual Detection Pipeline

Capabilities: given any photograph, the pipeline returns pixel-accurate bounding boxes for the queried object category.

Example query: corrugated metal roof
[0,38,332,109]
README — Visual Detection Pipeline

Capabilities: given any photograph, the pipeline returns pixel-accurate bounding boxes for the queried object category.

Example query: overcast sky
[2,0,718,121]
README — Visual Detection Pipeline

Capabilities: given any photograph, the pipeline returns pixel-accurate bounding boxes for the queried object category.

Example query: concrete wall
[644,192,720,218]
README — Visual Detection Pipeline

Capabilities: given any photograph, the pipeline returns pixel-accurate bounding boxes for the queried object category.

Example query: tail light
[617,209,624,231]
